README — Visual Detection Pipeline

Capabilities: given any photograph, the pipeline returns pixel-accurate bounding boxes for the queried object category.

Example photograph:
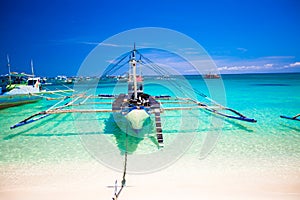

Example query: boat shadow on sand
[279,123,300,133]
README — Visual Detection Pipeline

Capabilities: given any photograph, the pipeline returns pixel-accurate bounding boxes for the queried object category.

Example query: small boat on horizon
[204,72,220,79]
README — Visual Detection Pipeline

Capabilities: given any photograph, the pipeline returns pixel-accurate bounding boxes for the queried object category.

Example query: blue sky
[0,0,300,76]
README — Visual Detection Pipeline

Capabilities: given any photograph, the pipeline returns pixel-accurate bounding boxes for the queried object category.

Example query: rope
[102,52,131,78]
[79,94,92,105]
[62,84,73,91]
[112,123,129,200]
[56,88,70,95]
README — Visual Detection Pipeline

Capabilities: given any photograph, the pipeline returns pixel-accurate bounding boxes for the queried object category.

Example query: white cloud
[217,65,262,71]
[212,54,300,73]
[178,47,197,51]
[289,62,300,67]
[262,56,295,59]
[264,63,273,67]
[79,42,135,48]
[185,51,200,55]
[184,69,197,73]
[80,41,100,45]
[101,43,150,48]
[101,43,120,47]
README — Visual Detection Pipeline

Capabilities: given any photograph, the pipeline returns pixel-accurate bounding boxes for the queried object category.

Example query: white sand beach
[1,153,299,200]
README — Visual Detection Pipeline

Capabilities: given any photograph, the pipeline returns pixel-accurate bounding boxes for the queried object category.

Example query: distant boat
[0,74,73,109]
[0,58,72,109]
[0,76,43,109]
[55,75,74,84]
[156,75,175,80]
[204,73,220,79]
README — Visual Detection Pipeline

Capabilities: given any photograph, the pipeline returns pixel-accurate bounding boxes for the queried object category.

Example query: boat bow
[125,107,149,130]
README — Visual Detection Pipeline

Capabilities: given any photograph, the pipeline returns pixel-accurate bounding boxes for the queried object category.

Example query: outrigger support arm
[157,97,257,123]
[10,95,117,129]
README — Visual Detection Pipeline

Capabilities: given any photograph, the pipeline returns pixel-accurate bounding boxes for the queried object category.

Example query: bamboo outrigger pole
[11,95,81,129]
[280,114,300,121]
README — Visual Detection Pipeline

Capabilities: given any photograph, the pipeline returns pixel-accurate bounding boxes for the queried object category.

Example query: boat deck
[112,94,127,111]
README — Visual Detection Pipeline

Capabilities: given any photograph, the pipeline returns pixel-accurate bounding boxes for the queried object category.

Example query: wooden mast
[7,54,12,85]
[129,43,138,100]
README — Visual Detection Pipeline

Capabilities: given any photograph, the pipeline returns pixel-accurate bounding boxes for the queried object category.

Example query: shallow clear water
[0,73,299,172]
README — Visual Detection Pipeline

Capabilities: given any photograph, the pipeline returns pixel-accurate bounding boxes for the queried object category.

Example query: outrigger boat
[0,58,73,109]
[10,45,257,147]
[0,76,43,109]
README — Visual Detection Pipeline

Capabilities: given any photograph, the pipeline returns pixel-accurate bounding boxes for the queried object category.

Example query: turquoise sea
[0,73,299,176]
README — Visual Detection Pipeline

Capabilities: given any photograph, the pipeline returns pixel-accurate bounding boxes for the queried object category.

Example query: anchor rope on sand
[112,123,129,200]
